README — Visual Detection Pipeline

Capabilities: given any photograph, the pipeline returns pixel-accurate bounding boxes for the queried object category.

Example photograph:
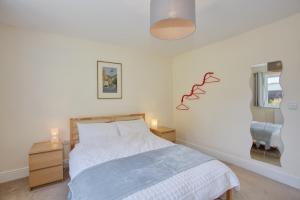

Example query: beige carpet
[250,145,281,167]
[1,164,300,200]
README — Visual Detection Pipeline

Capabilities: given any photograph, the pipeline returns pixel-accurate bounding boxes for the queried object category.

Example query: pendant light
[150,0,196,40]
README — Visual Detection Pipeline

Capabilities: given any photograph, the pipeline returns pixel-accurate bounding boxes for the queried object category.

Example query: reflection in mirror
[250,61,284,166]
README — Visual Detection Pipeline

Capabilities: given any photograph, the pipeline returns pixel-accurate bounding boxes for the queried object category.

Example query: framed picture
[97,61,122,99]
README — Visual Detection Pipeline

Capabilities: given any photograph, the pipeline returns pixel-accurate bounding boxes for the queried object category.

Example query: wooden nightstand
[150,127,176,142]
[28,141,63,189]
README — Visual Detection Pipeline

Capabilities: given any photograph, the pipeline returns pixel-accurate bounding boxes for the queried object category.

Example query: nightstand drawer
[156,131,176,142]
[29,165,63,188]
[29,150,63,171]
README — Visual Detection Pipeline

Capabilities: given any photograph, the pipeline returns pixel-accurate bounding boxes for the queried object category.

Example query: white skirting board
[0,159,69,184]
[0,167,29,184]
[177,139,300,190]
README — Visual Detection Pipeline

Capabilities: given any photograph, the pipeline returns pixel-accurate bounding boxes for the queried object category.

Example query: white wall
[172,13,300,186]
[0,25,173,174]
[251,106,283,124]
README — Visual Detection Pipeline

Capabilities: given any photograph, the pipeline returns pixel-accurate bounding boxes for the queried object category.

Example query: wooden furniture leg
[226,189,233,200]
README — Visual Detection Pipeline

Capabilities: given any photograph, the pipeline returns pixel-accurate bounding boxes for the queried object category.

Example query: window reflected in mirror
[266,75,282,107]
[250,61,284,166]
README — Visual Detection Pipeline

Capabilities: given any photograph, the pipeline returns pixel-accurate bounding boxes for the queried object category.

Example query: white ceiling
[1,0,300,56]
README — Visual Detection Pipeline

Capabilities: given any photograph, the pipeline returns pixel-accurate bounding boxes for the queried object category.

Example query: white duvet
[69,132,240,200]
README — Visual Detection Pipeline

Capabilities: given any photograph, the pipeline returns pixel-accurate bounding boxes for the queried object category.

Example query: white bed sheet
[69,132,240,200]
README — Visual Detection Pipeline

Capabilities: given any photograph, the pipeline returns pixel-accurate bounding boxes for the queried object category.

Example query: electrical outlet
[287,101,298,110]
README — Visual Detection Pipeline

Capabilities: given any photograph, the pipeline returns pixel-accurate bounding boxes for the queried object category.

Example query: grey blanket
[68,145,213,200]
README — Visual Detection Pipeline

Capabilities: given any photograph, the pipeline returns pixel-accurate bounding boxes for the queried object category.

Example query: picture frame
[97,60,122,99]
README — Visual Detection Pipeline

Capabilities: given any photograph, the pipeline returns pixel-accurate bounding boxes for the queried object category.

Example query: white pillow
[115,119,149,136]
[77,122,119,145]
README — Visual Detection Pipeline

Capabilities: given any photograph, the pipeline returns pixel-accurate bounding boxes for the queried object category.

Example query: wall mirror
[250,61,284,166]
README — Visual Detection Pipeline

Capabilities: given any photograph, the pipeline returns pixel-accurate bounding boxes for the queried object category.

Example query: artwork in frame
[97,61,122,99]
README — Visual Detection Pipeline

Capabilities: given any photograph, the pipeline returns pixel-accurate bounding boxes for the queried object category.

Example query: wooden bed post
[226,189,233,200]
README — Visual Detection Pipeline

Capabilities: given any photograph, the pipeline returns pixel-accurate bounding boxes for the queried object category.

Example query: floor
[250,143,281,166]
[1,164,300,200]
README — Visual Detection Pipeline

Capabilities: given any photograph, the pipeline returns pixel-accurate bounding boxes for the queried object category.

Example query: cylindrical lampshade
[150,0,196,40]
[51,128,59,143]
[151,119,158,129]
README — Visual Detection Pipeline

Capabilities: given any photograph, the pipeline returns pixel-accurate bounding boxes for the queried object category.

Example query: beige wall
[251,106,283,124]
[0,25,173,172]
[172,13,300,180]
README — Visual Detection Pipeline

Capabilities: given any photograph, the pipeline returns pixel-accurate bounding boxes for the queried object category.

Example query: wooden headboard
[70,113,145,149]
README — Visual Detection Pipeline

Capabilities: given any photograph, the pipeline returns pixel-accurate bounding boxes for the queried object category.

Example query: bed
[68,113,240,200]
[250,121,283,154]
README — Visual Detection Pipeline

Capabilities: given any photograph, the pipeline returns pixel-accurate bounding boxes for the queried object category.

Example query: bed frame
[69,113,233,200]
[226,189,233,200]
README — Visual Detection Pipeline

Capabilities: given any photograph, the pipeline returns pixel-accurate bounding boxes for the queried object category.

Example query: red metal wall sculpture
[176,72,221,110]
